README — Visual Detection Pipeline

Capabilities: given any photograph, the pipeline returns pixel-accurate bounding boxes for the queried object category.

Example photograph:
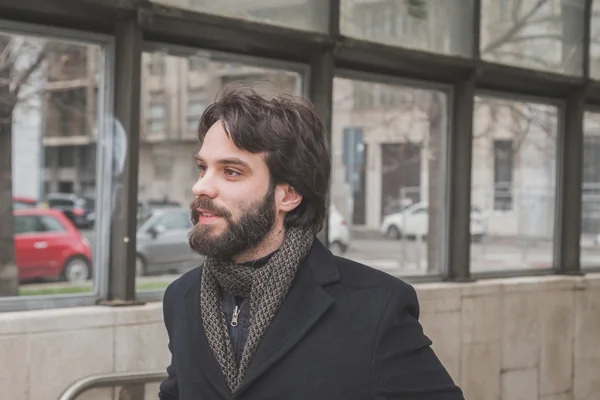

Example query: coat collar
[183,239,340,399]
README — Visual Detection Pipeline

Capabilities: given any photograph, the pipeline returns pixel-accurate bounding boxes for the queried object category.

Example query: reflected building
[10,36,45,202]
[137,52,301,206]
[42,43,100,197]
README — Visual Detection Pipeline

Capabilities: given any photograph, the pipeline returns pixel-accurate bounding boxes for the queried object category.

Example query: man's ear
[277,184,303,213]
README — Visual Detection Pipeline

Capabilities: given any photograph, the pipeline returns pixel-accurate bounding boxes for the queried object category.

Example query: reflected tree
[0,35,46,296]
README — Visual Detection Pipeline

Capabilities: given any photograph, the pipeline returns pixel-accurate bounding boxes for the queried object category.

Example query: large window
[332,77,448,276]
[2,30,106,298]
[340,0,473,56]
[153,0,329,33]
[581,111,600,268]
[471,96,558,272]
[135,47,305,293]
[480,0,586,75]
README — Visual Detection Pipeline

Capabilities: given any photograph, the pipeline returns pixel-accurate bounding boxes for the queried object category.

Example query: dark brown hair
[197,83,331,233]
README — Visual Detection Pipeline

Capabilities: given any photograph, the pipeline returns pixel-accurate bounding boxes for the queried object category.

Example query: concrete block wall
[1,273,599,400]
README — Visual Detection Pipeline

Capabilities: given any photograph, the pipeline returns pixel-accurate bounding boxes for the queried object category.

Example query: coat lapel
[184,269,232,399]
[233,240,340,398]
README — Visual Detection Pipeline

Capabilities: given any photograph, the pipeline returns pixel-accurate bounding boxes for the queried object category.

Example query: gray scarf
[200,226,315,394]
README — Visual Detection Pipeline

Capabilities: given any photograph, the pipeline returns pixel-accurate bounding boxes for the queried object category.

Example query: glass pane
[591,1,600,79]
[480,0,585,75]
[332,77,448,277]
[581,111,600,268]
[340,0,473,56]
[136,47,304,293]
[2,31,103,297]
[152,0,329,32]
[39,216,68,233]
[471,96,558,272]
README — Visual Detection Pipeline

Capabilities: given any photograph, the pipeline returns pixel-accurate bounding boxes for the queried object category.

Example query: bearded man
[158,84,464,400]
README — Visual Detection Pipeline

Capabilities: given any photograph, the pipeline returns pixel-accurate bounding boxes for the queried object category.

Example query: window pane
[39,216,68,233]
[332,77,448,277]
[152,0,329,32]
[590,1,600,79]
[14,216,39,235]
[137,47,304,292]
[581,111,600,268]
[481,0,585,75]
[471,96,558,272]
[3,31,103,297]
[340,0,473,56]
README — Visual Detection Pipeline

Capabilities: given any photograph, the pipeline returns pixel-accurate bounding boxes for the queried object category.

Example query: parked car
[45,193,95,229]
[13,196,38,209]
[380,202,487,242]
[328,204,351,255]
[14,208,93,283]
[136,207,204,276]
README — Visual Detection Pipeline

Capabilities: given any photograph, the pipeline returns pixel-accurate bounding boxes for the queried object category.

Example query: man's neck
[232,226,286,264]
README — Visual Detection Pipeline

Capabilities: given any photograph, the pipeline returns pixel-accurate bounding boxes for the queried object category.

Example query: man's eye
[196,164,206,172]
[225,169,241,177]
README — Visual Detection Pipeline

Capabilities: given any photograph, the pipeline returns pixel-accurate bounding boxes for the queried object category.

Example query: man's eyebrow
[194,155,251,170]
[217,158,251,169]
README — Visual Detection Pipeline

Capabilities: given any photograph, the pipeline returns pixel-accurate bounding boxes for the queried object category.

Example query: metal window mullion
[583,0,592,79]
[308,47,334,246]
[555,87,585,275]
[328,0,340,37]
[445,73,476,282]
[104,16,143,304]
[472,0,481,59]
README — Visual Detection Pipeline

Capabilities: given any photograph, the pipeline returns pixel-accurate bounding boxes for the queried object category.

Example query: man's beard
[188,187,277,260]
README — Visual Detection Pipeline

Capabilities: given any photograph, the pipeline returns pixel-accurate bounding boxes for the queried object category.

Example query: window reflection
[136,48,304,292]
[581,111,600,268]
[481,0,585,75]
[590,0,600,79]
[471,96,558,272]
[332,77,448,276]
[340,0,473,56]
[2,32,104,297]
[152,0,329,33]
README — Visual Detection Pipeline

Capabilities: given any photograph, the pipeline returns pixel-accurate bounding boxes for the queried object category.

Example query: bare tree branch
[482,0,551,55]
[12,47,46,104]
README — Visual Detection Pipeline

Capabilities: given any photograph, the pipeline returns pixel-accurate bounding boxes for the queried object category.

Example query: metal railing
[58,371,167,400]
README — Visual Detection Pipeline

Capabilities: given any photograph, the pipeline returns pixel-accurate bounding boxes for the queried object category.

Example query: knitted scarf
[200,226,315,394]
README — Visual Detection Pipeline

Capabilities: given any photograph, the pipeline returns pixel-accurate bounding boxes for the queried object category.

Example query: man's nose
[192,175,218,199]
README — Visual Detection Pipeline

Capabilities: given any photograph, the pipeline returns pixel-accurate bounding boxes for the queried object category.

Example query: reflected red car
[13,196,38,209]
[14,208,93,283]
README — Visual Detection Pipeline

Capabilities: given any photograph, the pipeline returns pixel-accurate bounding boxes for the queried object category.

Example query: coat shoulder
[164,265,203,302]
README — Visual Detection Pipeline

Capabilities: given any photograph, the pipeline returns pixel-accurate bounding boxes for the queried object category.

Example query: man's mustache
[190,198,232,223]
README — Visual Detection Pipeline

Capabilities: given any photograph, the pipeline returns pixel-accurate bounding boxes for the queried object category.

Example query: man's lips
[196,208,221,217]
[196,208,223,224]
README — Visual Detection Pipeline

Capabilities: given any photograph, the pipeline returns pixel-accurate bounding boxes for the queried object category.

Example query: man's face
[188,120,278,260]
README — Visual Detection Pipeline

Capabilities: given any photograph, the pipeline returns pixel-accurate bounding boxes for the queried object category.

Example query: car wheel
[62,257,90,283]
[136,255,146,277]
[387,225,402,239]
[329,241,346,256]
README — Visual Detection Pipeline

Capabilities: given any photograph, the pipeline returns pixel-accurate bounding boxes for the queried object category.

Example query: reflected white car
[380,202,487,242]
[328,205,351,255]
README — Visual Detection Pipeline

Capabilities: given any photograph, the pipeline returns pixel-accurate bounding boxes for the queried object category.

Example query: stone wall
[1,274,599,400]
